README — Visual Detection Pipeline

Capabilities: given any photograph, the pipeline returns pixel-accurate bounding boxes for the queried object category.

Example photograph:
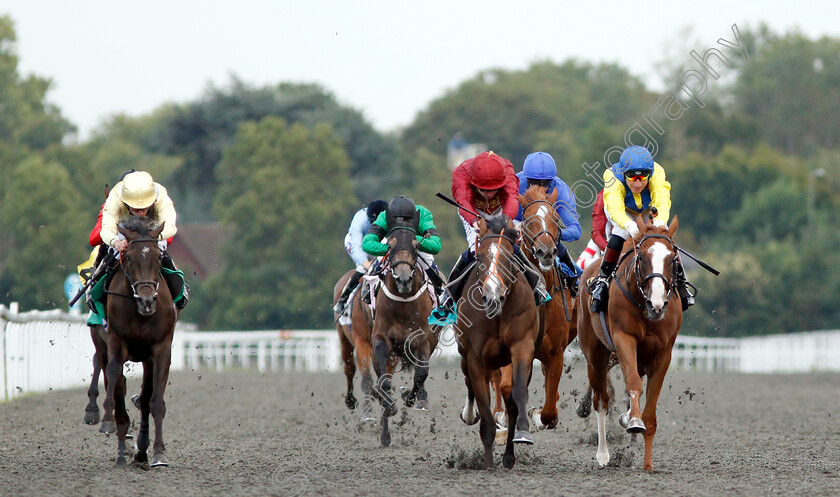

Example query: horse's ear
[388,237,397,249]
[519,194,528,208]
[117,224,131,240]
[667,215,679,238]
[104,184,110,199]
[548,188,558,204]
[412,238,419,249]
[635,216,646,240]
[150,221,165,240]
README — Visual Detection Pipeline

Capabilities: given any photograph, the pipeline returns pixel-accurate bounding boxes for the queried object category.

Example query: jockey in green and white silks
[361,196,446,305]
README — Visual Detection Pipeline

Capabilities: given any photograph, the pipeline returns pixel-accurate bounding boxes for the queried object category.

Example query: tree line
[1,14,838,337]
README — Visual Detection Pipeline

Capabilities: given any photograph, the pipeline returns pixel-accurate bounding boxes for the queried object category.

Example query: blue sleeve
[514,172,526,221]
[348,209,371,265]
[553,180,581,242]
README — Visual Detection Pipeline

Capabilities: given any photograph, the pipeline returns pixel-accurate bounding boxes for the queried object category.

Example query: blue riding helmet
[616,146,654,175]
[522,152,557,180]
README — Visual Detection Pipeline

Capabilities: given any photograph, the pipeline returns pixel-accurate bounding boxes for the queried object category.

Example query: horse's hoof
[493,411,507,428]
[83,409,101,425]
[345,395,358,410]
[528,407,544,430]
[413,399,430,412]
[150,454,170,467]
[502,454,516,469]
[494,427,508,446]
[626,417,646,434]
[513,430,535,445]
[131,394,141,410]
[618,412,630,429]
[460,410,479,426]
[99,420,117,434]
[384,403,398,417]
[116,456,127,467]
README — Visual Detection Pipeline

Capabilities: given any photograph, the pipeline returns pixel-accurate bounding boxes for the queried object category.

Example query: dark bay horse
[370,223,438,447]
[492,186,578,433]
[99,218,177,467]
[577,216,682,470]
[457,212,540,469]
[332,269,377,422]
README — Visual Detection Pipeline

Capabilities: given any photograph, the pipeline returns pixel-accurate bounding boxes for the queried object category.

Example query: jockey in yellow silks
[589,146,695,312]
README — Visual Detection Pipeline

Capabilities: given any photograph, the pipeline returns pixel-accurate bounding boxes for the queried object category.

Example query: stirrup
[429,302,457,326]
[535,286,552,306]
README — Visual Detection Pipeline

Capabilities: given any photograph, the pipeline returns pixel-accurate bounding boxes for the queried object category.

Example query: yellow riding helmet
[121,171,157,209]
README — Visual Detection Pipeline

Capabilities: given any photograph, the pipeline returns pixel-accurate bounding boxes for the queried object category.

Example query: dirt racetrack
[1,357,839,497]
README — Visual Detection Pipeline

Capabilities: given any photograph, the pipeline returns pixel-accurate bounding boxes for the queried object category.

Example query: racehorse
[492,185,577,433]
[99,217,177,467]
[370,222,437,447]
[332,269,377,422]
[577,215,682,470]
[457,210,540,469]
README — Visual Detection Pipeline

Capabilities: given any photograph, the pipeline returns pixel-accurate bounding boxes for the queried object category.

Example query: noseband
[520,199,559,257]
[120,237,161,300]
[618,233,677,309]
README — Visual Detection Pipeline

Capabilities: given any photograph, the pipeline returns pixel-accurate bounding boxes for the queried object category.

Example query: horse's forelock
[524,184,547,201]
[119,216,158,237]
[485,214,507,234]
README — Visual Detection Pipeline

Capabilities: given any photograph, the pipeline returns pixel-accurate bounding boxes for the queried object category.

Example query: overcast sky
[4,1,837,140]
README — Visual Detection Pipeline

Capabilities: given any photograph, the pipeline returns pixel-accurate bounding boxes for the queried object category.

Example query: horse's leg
[639,349,673,471]
[468,355,495,470]
[134,359,154,466]
[404,336,431,411]
[371,335,396,417]
[149,343,172,467]
[339,329,358,410]
[100,333,125,437]
[354,338,376,422]
[459,353,479,425]
[612,333,645,434]
[509,342,536,447]
[587,348,612,468]
[536,345,566,430]
[84,353,102,425]
[492,367,512,445]
[490,369,504,421]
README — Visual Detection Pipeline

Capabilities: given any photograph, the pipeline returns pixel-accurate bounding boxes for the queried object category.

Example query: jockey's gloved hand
[626,222,640,239]
[158,240,168,251]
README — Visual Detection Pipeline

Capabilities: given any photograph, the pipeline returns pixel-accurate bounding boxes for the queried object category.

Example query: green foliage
[200,117,356,329]
[0,157,86,309]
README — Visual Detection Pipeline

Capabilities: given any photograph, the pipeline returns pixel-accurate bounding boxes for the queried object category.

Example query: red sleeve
[592,190,608,251]
[88,203,105,246]
[452,159,478,223]
[500,158,520,219]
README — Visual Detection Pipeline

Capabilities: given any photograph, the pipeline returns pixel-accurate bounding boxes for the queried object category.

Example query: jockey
[360,195,445,303]
[575,189,607,270]
[99,170,188,309]
[515,151,583,296]
[333,199,388,314]
[588,146,695,312]
[433,151,550,322]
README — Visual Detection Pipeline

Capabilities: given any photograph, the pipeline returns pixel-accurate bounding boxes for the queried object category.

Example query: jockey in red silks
[430,151,550,324]
[576,189,608,271]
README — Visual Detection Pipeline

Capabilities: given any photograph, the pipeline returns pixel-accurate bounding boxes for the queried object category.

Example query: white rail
[2,304,839,400]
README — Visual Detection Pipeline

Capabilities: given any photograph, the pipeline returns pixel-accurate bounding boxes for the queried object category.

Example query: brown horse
[99,217,177,467]
[332,268,377,422]
[492,186,578,434]
[577,215,681,470]
[457,211,540,469]
[370,224,437,447]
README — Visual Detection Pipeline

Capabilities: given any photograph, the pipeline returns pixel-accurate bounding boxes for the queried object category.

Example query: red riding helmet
[470,152,508,190]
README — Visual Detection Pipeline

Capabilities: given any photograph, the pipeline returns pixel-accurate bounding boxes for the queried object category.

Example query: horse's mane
[118,216,158,237]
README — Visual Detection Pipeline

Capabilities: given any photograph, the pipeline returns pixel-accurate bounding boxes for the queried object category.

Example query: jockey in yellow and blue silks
[589,146,695,312]
[515,151,583,295]
[361,195,447,305]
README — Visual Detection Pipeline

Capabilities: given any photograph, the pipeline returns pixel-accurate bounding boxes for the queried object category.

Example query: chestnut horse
[370,223,437,447]
[577,215,681,470]
[332,269,377,422]
[492,186,578,434]
[99,217,177,467]
[457,211,540,469]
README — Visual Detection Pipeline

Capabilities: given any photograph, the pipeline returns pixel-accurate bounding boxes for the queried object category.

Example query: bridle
[519,198,560,258]
[476,231,518,298]
[386,226,419,281]
[107,237,162,301]
[617,233,677,309]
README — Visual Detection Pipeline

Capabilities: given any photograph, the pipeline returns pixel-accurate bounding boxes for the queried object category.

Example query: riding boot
[424,265,446,304]
[556,244,581,298]
[334,270,364,314]
[161,253,189,310]
[430,251,473,323]
[674,258,696,311]
[513,248,551,306]
[589,235,624,313]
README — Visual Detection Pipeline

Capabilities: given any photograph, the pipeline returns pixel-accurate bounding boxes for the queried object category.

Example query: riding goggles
[624,172,651,182]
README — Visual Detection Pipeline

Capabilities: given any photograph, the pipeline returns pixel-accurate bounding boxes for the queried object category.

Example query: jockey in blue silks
[515,151,583,296]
